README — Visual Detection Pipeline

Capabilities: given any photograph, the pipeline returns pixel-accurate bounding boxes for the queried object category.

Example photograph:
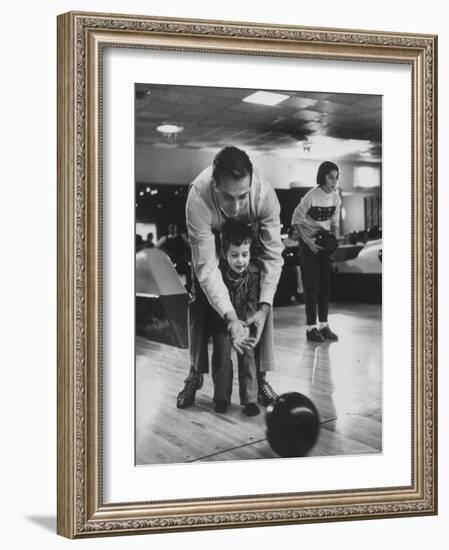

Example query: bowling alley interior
[135,83,382,465]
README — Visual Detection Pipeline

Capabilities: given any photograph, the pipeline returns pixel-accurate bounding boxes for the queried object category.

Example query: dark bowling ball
[265,392,320,457]
[315,230,338,256]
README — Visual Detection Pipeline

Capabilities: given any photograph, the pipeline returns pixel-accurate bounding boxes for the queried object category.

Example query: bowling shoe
[176,370,204,408]
[306,328,325,342]
[258,380,279,407]
[319,326,339,341]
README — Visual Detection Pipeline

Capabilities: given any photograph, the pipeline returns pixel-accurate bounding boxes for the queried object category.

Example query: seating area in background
[136,183,382,308]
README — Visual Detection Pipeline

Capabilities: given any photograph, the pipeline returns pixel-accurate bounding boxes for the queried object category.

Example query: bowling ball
[315,230,338,256]
[265,392,320,457]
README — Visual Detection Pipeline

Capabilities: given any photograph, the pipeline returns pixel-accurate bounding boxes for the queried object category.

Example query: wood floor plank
[136,303,382,465]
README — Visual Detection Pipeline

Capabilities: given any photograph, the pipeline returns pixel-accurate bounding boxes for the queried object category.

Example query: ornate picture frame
[57,11,437,538]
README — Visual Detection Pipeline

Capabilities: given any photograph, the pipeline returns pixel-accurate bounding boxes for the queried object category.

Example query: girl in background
[291,161,341,343]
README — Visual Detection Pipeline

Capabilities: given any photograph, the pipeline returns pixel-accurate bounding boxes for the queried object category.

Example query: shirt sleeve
[186,187,234,318]
[256,182,284,306]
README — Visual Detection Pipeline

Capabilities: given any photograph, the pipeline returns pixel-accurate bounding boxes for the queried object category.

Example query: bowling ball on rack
[265,392,320,457]
[315,230,338,256]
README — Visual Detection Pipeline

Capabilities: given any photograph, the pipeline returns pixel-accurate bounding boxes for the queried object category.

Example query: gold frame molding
[57,11,438,539]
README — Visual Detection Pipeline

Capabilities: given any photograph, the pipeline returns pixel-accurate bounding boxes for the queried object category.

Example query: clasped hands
[227,307,269,355]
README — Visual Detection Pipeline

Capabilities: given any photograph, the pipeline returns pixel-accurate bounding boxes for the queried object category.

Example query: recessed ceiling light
[243,91,290,106]
[156,124,183,134]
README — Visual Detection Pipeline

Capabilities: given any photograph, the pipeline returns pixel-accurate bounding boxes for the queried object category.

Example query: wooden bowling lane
[136,351,274,464]
[135,302,382,465]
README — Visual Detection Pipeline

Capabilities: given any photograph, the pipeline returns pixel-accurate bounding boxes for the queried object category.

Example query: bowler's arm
[187,188,245,323]
[256,184,284,307]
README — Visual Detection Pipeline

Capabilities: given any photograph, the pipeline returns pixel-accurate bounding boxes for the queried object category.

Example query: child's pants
[211,331,258,405]
[298,239,332,325]
[188,279,275,374]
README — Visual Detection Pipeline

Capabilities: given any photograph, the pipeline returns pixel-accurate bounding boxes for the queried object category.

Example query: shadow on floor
[25,515,56,533]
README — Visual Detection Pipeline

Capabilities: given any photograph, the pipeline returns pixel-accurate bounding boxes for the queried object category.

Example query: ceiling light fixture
[302,141,312,153]
[243,91,290,106]
[156,124,183,134]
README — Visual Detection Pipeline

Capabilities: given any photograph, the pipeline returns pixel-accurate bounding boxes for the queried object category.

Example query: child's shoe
[215,401,228,413]
[306,328,325,342]
[319,326,338,341]
[243,403,260,416]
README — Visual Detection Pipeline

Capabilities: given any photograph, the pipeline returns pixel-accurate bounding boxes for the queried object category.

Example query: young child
[210,219,261,416]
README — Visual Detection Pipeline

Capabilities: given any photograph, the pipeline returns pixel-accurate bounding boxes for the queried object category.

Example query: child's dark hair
[220,219,253,255]
[316,161,339,187]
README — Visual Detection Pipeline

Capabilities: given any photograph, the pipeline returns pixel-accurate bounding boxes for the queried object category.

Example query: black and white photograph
[134,83,383,466]
[52,6,437,541]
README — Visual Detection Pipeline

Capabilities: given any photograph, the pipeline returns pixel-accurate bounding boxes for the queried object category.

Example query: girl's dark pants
[298,238,331,325]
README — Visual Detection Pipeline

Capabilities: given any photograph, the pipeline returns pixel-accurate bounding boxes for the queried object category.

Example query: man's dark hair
[220,219,253,254]
[212,146,253,185]
[316,161,339,187]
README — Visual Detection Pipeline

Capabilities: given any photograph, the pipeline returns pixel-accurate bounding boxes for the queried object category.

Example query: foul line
[187,438,268,463]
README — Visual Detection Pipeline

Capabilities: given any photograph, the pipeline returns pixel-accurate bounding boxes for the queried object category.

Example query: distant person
[281,226,303,304]
[283,226,300,250]
[156,223,191,284]
[145,232,155,248]
[291,161,341,343]
[209,220,261,416]
[156,223,189,263]
[367,225,381,240]
[177,146,284,409]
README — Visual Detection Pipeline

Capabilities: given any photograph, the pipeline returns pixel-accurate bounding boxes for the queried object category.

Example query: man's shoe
[176,371,204,409]
[306,328,325,343]
[258,380,279,407]
[214,401,228,414]
[320,326,339,341]
[243,403,260,416]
